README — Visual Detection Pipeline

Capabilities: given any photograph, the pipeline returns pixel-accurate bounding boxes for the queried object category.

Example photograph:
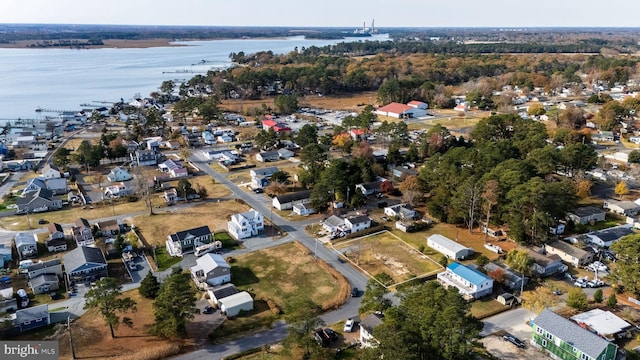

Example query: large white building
[227,208,264,240]
[427,234,474,260]
[437,262,493,300]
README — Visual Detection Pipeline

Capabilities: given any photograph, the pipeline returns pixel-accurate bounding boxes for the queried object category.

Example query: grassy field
[166,175,232,199]
[230,242,349,311]
[469,297,511,319]
[54,290,186,360]
[333,231,442,286]
[130,200,250,247]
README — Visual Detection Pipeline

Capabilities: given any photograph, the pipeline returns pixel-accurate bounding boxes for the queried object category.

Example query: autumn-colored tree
[615,181,629,199]
[380,180,394,194]
[487,268,506,284]
[527,103,546,116]
[576,179,593,198]
[332,133,354,155]
[521,287,559,313]
[352,140,373,159]
[399,175,422,206]
[265,181,287,197]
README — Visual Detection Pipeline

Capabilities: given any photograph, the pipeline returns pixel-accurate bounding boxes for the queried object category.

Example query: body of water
[0,34,388,121]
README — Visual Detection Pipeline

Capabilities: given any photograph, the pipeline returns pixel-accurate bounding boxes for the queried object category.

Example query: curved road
[170,153,370,360]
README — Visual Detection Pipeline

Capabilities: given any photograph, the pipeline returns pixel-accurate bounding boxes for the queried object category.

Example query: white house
[384,203,417,220]
[427,234,474,260]
[40,164,61,179]
[190,253,231,288]
[344,215,371,233]
[107,167,132,182]
[630,136,640,145]
[604,199,640,216]
[218,291,254,317]
[292,201,314,216]
[206,283,239,306]
[360,313,384,348]
[273,190,313,211]
[584,224,634,248]
[323,215,346,233]
[568,207,607,225]
[437,262,493,300]
[104,182,132,198]
[227,208,264,240]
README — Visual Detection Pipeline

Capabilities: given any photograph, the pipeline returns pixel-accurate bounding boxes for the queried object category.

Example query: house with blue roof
[532,308,618,360]
[437,262,493,300]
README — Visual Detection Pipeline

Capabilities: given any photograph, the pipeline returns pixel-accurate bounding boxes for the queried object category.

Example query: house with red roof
[375,101,429,119]
[350,128,368,140]
[262,119,292,133]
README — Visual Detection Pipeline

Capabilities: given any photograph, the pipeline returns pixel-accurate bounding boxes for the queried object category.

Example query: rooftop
[447,262,490,286]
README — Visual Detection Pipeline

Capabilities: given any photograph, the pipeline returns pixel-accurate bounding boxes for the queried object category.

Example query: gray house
[46,222,67,252]
[190,253,232,288]
[72,218,94,247]
[16,188,62,214]
[568,207,606,225]
[483,262,527,291]
[166,225,212,257]
[15,304,50,333]
[26,259,63,280]
[527,249,564,277]
[14,233,37,260]
[256,151,280,162]
[63,246,108,283]
[29,273,60,294]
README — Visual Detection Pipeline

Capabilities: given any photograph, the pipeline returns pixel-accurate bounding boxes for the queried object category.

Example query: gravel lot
[481,335,543,359]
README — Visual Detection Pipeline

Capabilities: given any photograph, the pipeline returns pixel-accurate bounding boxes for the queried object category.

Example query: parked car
[313,329,330,347]
[565,273,576,282]
[38,219,48,224]
[324,328,338,341]
[343,319,355,333]
[253,188,264,194]
[587,279,604,288]
[202,306,215,314]
[574,278,587,288]
[351,287,359,297]
[503,333,525,348]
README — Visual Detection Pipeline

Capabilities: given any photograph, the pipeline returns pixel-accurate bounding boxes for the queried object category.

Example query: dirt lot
[333,231,442,285]
[221,92,377,114]
[55,290,187,360]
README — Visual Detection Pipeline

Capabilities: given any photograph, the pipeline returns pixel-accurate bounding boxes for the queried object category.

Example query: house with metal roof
[570,309,632,341]
[427,234,474,260]
[207,283,238,306]
[63,246,108,283]
[218,291,253,317]
[166,225,212,257]
[532,308,618,360]
[437,262,493,300]
[190,253,231,288]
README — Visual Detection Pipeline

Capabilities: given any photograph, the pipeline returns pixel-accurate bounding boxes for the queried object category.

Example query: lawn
[130,200,250,247]
[390,222,515,262]
[333,231,442,286]
[54,289,185,360]
[230,242,349,311]
[0,200,150,231]
[469,297,511,319]
[167,175,232,199]
[153,247,182,271]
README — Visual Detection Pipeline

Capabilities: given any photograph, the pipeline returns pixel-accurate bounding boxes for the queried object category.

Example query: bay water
[0,34,388,121]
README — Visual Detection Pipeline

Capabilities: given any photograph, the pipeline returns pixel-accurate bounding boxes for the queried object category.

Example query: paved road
[170,153,370,360]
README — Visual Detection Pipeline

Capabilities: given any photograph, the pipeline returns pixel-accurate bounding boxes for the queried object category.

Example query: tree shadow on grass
[230,266,260,286]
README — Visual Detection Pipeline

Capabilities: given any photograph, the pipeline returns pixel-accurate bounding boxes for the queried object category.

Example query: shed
[497,293,517,306]
[427,234,474,260]
[219,291,254,317]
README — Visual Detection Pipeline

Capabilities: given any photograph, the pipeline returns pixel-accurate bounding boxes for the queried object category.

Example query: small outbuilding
[218,291,254,317]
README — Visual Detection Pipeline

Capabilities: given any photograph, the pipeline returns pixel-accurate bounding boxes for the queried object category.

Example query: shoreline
[0,36,293,49]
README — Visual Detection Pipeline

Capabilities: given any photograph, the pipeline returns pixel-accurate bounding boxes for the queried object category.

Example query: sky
[2,0,640,28]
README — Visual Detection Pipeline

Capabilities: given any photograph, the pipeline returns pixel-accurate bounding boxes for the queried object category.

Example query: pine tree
[139,272,160,299]
[150,268,198,338]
